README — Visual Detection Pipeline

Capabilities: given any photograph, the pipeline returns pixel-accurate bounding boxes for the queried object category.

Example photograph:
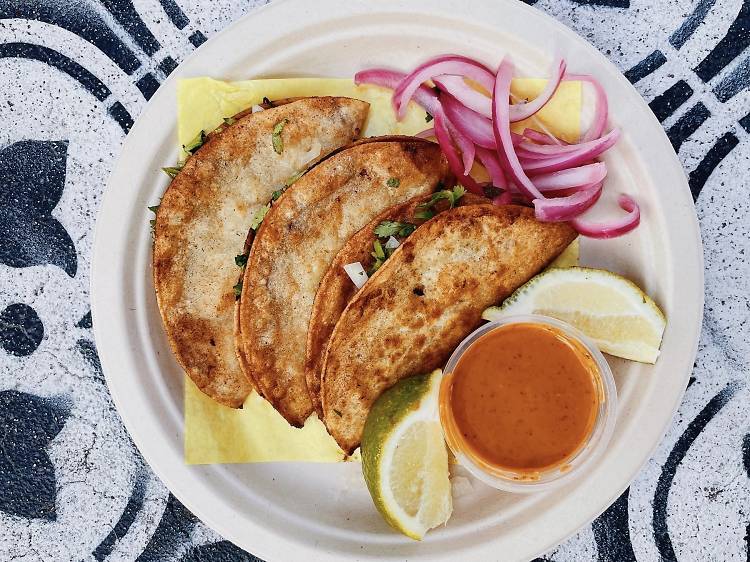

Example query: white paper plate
[91,0,703,559]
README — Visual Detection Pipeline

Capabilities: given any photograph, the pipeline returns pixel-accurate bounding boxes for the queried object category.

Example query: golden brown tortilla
[320,205,578,453]
[238,138,452,426]
[304,192,487,417]
[153,97,368,408]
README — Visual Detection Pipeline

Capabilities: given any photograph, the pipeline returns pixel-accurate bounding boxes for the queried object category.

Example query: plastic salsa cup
[439,314,618,493]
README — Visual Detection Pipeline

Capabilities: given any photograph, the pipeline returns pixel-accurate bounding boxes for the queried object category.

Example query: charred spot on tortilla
[153,97,369,408]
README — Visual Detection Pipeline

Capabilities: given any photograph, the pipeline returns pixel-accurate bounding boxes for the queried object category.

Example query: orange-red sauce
[442,323,600,473]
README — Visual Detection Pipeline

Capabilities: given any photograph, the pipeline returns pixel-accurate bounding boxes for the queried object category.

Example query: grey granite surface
[0,0,747,560]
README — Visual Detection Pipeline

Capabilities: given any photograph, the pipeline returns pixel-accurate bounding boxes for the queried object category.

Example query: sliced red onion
[446,118,476,175]
[492,59,545,201]
[521,128,620,175]
[565,73,608,142]
[533,182,603,221]
[572,195,640,238]
[517,139,594,155]
[441,93,496,148]
[433,74,492,117]
[433,109,484,195]
[392,55,495,119]
[416,127,435,138]
[475,146,507,189]
[523,128,567,145]
[531,163,607,191]
[492,191,513,205]
[509,58,566,122]
[515,146,559,160]
[354,68,440,115]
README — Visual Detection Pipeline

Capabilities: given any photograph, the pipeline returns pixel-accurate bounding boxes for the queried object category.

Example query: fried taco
[304,190,487,417]
[237,137,453,426]
[320,204,578,453]
[153,97,368,408]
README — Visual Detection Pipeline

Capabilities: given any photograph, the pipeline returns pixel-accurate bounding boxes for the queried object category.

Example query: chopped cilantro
[233,281,243,299]
[223,116,236,126]
[414,208,435,220]
[272,119,288,154]
[148,205,160,213]
[386,177,400,188]
[368,237,400,275]
[425,112,434,123]
[414,185,466,221]
[374,220,416,238]
[235,254,248,267]
[372,239,386,260]
[271,188,285,201]
[183,130,206,155]
[162,165,182,178]
[250,204,270,230]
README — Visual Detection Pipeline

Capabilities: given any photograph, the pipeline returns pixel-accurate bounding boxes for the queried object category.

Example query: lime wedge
[361,369,451,540]
[482,267,666,363]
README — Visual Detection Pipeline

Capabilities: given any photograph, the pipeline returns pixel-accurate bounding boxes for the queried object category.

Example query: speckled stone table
[0,1,747,560]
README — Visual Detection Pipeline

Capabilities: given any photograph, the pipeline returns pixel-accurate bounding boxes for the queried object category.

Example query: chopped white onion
[343,262,369,289]
[251,104,265,113]
[384,236,400,250]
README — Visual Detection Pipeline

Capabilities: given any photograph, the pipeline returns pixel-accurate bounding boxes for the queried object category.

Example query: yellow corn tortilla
[181,76,581,464]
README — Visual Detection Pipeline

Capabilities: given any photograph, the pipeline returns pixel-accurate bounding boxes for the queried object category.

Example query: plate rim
[91,0,704,559]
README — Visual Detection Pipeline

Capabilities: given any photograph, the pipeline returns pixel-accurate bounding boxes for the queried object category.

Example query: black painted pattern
[592,489,637,561]
[688,132,740,200]
[0,303,44,356]
[667,102,711,151]
[0,391,69,520]
[652,382,741,561]
[0,140,77,277]
[624,50,667,84]
[648,80,694,123]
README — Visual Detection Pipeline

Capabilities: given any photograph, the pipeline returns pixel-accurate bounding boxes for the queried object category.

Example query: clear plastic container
[439,314,618,493]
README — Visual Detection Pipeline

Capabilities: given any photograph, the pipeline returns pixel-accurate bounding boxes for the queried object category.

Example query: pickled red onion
[475,147,508,189]
[392,55,495,119]
[508,58,566,122]
[566,74,608,142]
[492,191,513,205]
[531,163,608,191]
[433,74,492,118]
[533,182,603,221]
[356,53,638,238]
[354,68,440,115]
[446,119,476,175]
[521,129,620,175]
[571,195,640,238]
[433,109,483,195]
[523,128,567,145]
[492,59,545,201]
[441,93,496,148]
